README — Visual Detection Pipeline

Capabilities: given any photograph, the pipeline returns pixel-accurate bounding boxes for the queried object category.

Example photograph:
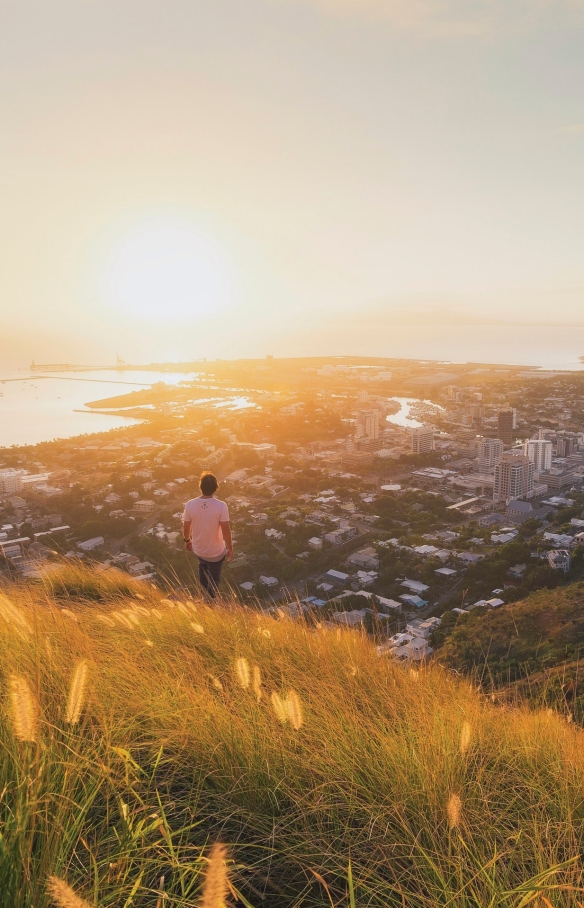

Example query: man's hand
[226,547,234,563]
[185,539,192,551]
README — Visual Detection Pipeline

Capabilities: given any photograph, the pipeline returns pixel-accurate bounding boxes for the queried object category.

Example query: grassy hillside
[434,583,584,712]
[1,566,584,907]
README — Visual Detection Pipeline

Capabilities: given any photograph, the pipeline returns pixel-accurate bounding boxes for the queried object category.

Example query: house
[574,532,584,546]
[325,569,350,584]
[316,582,334,592]
[375,596,402,614]
[332,610,367,627]
[491,532,517,544]
[435,567,457,577]
[77,536,104,552]
[133,499,155,512]
[129,561,155,575]
[265,528,285,540]
[240,581,255,591]
[406,617,441,638]
[508,563,526,578]
[547,549,571,573]
[392,637,434,662]
[324,526,357,545]
[259,575,279,587]
[347,547,379,570]
[308,537,323,549]
[457,552,483,564]
[104,492,121,504]
[400,579,429,594]
[543,532,574,547]
[399,594,428,609]
[478,513,506,527]
[469,597,504,609]
[353,570,377,588]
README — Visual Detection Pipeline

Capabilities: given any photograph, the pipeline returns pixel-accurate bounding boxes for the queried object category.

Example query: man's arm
[182,519,192,551]
[220,521,233,562]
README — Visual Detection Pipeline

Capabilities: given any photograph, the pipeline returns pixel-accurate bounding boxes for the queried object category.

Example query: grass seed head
[252,665,263,702]
[60,608,78,622]
[47,876,93,908]
[286,689,304,730]
[66,660,89,725]
[235,657,250,689]
[447,793,462,830]
[460,721,472,755]
[9,674,39,743]
[271,691,288,724]
[201,842,230,908]
[191,622,205,634]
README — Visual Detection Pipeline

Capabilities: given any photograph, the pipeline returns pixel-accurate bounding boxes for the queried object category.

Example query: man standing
[182,471,233,599]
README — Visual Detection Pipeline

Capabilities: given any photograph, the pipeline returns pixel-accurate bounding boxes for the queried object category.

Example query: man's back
[182,495,229,561]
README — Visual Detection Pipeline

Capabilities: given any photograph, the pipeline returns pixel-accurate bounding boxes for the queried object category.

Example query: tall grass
[1,565,584,906]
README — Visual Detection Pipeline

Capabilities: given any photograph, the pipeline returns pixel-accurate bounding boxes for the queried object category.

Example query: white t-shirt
[182,496,230,561]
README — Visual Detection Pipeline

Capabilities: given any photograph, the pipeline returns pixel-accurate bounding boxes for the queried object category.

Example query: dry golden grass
[1,564,584,907]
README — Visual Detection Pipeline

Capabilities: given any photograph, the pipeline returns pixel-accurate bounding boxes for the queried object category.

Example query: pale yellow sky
[1,0,584,366]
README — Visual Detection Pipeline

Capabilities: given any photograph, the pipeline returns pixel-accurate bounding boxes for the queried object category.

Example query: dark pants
[198,556,225,599]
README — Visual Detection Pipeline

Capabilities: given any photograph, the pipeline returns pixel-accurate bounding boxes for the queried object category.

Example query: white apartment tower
[356,409,380,440]
[478,438,503,473]
[524,432,553,474]
[493,452,535,503]
[0,469,23,495]
[411,426,434,454]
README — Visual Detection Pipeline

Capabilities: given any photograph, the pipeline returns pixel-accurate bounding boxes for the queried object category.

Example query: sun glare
[99,218,238,321]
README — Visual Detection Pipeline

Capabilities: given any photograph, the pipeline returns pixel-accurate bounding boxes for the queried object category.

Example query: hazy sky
[1,0,584,366]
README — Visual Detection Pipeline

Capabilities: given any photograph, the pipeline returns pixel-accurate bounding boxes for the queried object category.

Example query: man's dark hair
[200,471,218,496]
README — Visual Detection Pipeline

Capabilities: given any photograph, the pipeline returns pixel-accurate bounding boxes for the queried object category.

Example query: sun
[99,216,237,321]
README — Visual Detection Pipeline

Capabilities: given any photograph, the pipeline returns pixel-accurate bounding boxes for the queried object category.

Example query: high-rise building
[0,469,23,495]
[411,426,434,455]
[524,435,553,473]
[556,435,577,458]
[356,409,380,440]
[478,438,503,473]
[493,452,534,502]
[497,409,516,445]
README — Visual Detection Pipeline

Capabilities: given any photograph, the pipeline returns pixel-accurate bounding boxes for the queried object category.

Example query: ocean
[0,370,196,448]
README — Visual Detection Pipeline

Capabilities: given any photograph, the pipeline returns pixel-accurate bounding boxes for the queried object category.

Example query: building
[537,465,576,492]
[0,469,23,495]
[493,452,534,503]
[411,426,434,455]
[524,432,553,473]
[356,409,380,440]
[547,549,571,573]
[77,536,105,551]
[133,499,156,512]
[556,435,578,458]
[497,409,516,446]
[478,438,503,473]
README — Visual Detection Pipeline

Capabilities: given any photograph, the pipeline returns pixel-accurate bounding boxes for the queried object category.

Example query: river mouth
[385,397,445,429]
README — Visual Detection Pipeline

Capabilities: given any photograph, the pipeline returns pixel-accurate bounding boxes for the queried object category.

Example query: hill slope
[434,582,584,712]
[1,566,584,907]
